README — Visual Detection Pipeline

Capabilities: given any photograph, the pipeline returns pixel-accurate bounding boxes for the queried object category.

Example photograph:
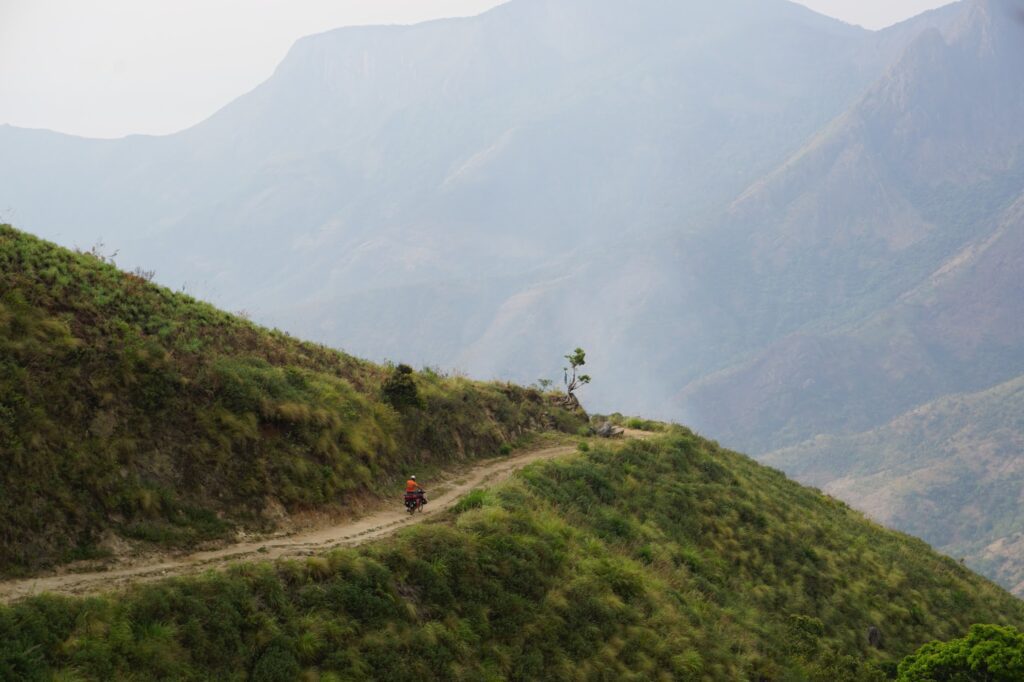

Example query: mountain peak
[953,0,1024,57]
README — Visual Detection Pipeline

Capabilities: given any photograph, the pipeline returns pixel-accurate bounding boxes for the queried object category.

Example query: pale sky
[0,0,956,139]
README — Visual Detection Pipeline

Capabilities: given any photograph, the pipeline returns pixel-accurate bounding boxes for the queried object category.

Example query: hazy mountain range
[3,0,1024,590]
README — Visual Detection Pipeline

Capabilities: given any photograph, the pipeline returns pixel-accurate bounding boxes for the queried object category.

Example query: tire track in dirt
[0,440,597,603]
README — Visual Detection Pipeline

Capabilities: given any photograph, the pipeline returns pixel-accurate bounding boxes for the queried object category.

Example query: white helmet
[410,475,416,480]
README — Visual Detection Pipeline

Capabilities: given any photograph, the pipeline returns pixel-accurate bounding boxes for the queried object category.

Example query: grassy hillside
[2,433,1022,680]
[765,374,1024,596]
[0,225,583,575]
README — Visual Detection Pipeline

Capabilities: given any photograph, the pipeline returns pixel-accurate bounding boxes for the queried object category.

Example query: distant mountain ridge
[1,0,942,425]
[671,0,1024,594]
[678,0,1024,451]
[0,0,950,326]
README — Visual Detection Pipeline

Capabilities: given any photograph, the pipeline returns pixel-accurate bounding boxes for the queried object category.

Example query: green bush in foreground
[897,624,1024,681]
[2,435,1021,680]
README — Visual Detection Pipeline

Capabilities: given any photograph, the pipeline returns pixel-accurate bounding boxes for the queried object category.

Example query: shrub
[625,417,664,432]
[897,624,1024,681]
[251,641,301,682]
[382,364,422,409]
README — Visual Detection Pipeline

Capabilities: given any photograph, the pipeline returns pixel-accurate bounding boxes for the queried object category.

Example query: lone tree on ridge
[561,348,591,410]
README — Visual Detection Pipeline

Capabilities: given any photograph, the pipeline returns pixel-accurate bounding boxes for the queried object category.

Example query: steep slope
[679,174,1024,453]
[765,373,1024,596]
[679,0,1024,452]
[0,439,584,603]
[7,0,1024,623]
[252,1,975,419]
[2,434,1022,680]
[0,0,947,417]
[0,225,582,575]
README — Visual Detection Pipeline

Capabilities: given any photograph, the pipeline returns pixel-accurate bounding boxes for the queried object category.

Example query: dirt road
[0,440,590,603]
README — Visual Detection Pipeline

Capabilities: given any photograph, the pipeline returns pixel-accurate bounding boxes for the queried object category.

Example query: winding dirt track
[0,441,590,604]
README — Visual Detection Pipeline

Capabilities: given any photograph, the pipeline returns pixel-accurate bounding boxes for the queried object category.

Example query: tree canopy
[898,624,1024,681]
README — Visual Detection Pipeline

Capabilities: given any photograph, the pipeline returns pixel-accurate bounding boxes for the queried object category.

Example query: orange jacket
[406,479,422,493]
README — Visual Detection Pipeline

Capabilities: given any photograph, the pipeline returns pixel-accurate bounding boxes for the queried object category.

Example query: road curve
[0,441,584,603]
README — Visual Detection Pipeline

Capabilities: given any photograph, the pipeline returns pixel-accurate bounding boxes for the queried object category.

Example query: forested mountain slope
[679,0,1024,452]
